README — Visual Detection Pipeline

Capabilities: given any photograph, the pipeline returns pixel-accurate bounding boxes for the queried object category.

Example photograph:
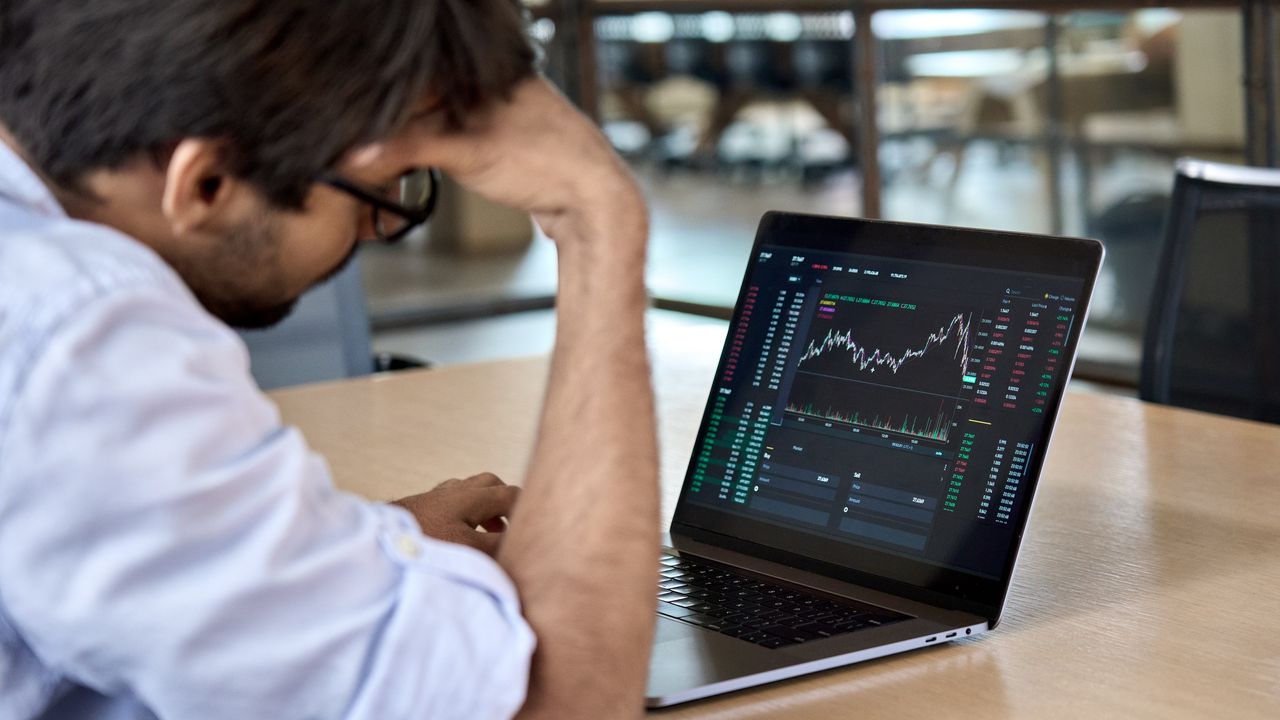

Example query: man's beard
[175,215,360,330]
[214,294,300,331]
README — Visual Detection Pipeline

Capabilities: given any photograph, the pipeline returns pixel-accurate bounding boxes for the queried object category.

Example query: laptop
[647,212,1103,707]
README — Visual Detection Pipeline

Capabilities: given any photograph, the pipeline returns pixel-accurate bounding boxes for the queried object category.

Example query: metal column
[1243,0,1278,166]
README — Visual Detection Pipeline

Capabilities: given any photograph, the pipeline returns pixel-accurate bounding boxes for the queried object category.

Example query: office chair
[791,39,857,181]
[664,38,729,92]
[792,39,850,92]
[1140,158,1280,422]
[697,39,798,161]
[597,39,666,140]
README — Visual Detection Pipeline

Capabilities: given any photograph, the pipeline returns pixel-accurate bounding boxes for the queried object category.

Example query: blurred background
[251,0,1280,394]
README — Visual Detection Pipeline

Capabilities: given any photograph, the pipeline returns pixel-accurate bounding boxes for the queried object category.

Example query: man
[0,1,658,718]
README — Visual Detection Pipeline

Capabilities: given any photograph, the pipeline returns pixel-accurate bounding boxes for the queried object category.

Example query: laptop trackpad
[649,616,785,699]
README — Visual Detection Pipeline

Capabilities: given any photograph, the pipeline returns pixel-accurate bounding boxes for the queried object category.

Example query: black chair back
[598,40,663,87]
[664,38,729,90]
[725,40,795,93]
[1141,158,1280,422]
[792,40,852,91]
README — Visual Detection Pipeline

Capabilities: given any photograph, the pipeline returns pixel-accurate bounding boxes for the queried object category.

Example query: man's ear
[160,138,245,236]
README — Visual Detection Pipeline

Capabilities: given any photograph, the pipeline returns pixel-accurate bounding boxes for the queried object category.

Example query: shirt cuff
[344,502,536,720]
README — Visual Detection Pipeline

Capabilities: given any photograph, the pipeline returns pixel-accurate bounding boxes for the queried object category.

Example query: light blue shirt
[0,142,534,720]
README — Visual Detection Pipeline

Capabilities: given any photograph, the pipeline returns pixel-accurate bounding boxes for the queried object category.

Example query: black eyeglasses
[318,167,441,243]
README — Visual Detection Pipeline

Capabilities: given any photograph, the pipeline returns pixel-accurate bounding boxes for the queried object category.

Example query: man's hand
[392,473,519,557]
[360,75,658,718]
[345,76,644,245]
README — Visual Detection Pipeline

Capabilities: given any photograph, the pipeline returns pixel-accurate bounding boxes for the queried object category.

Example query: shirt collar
[0,139,67,219]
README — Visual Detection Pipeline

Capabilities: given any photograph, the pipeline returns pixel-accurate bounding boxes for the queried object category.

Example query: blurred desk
[270,327,1280,718]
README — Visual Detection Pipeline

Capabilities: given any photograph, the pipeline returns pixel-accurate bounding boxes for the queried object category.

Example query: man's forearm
[499,193,658,718]
[379,77,662,716]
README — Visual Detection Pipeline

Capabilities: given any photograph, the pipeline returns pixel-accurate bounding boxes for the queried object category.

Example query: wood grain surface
[271,325,1280,718]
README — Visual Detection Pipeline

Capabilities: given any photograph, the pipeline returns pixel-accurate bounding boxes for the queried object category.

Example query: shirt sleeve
[0,283,535,720]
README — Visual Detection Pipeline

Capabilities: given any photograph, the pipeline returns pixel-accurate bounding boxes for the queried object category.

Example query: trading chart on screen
[683,246,1084,578]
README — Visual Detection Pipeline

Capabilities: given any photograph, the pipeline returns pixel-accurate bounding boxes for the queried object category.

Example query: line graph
[798,311,974,389]
[781,295,978,446]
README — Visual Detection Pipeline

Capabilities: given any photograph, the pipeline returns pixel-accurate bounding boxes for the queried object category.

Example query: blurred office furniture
[597,37,721,165]
[598,38,668,141]
[572,4,1277,219]
[241,256,426,390]
[1081,13,1244,159]
[792,38,857,180]
[429,175,535,256]
[703,36,856,174]
[1087,190,1168,333]
[1140,158,1280,422]
[466,3,1280,387]
[905,18,1174,224]
[1075,14,1245,223]
[665,37,729,93]
[652,38,727,164]
[592,13,862,175]
[698,39,797,160]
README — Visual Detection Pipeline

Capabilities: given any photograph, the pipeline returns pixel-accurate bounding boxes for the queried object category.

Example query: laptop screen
[673,213,1102,610]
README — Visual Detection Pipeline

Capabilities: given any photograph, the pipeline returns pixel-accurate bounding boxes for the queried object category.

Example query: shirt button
[395,534,422,559]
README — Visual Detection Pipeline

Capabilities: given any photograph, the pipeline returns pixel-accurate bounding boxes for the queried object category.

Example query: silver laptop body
[648,213,1103,707]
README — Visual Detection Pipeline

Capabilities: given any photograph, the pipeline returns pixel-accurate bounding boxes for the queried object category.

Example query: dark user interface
[683,245,1085,579]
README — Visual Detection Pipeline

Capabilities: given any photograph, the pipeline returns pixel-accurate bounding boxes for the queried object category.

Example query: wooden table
[271,327,1280,718]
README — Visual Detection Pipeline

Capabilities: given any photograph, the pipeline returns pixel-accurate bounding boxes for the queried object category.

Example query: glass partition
[593,11,863,307]
[874,10,1052,233]
[1058,10,1244,342]
[873,8,1245,380]
[357,1,1264,379]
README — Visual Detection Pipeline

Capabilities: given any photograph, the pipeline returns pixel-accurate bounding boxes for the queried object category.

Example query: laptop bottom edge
[645,620,990,708]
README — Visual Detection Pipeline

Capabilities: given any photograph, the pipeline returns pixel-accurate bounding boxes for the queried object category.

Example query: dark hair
[0,0,536,208]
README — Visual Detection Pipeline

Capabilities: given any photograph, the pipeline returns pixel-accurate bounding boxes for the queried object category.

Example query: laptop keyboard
[657,553,909,649]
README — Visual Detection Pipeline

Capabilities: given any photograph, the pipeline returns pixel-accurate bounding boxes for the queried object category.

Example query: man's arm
[363,77,659,716]
[0,275,537,720]
[502,179,656,718]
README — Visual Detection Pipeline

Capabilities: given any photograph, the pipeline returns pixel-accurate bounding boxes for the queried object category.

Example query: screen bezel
[669,211,1104,624]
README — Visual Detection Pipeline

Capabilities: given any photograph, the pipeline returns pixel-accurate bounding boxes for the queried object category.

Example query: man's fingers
[469,531,502,558]
[461,485,520,527]
[460,472,504,488]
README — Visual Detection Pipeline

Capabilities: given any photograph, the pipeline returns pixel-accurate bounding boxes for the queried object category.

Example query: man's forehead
[337,97,441,175]
[339,142,388,174]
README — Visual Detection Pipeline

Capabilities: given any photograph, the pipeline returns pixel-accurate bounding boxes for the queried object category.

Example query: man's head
[0,0,535,327]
